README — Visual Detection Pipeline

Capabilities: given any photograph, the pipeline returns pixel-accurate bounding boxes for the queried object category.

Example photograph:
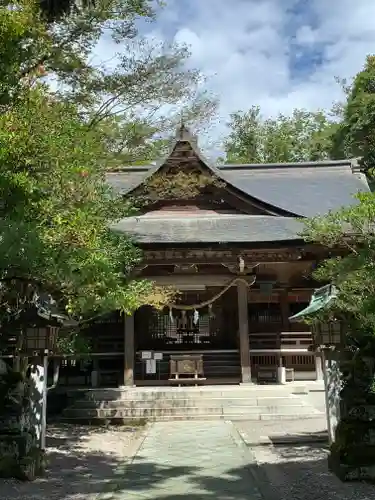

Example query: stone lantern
[289,284,340,343]
[0,293,77,481]
[289,284,375,482]
[289,284,343,443]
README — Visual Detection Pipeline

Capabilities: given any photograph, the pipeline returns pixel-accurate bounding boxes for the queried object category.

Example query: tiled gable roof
[107,126,370,244]
[106,159,369,218]
[217,160,369,217]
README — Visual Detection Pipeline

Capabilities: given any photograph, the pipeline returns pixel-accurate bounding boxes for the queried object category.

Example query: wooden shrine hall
[60,126,370,388]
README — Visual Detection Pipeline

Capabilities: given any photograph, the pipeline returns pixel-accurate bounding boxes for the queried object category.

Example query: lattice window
[149,311,169,340]
[150,310,211,344]
[249,303,282,323]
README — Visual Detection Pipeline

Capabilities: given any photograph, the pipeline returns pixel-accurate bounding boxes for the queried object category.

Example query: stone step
[60,411,323,423]
[70,396,305,410]
[63,404,318,419]
[79,386,308,402]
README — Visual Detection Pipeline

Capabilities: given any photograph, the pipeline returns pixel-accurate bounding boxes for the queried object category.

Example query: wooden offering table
[169,354,206,386]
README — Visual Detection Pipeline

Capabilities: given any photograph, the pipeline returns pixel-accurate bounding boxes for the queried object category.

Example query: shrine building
[59,125,370,388]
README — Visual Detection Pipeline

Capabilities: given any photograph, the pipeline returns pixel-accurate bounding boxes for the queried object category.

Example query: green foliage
[332,55,375,175]
[302,187,375,482]
[99,118,170,169]
[224,106,338,164]
[300,54,375,331]
[302,191,375,334]
[0,0,49,106]
[56,330,92,354]
[1,0,216,163]
[38,0,147,22]
[0,85,164,317]
[0,1,181,336]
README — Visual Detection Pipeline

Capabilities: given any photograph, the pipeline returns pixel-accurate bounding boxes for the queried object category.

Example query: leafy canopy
[0,0,177,322]
[302,191,375,334]
[223,106,338,164]
[2,0,217,164]
[0,85,174,315]
[300,54,375,335]
[332,55,375,175]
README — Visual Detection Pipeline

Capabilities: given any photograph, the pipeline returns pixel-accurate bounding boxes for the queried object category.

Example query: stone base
[0,433,46,481]
[328,452,375,483]
[328,406,375,483]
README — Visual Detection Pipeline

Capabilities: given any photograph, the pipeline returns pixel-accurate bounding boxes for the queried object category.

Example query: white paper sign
[141,351,152,360]
[146,359,156,374]
[154,352,163,361]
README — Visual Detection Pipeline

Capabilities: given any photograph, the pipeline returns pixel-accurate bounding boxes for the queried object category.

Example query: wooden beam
[144,274,255,287]
[143,248,308,265]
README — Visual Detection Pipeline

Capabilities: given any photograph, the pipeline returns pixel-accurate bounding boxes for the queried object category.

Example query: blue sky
[95,0,375,149]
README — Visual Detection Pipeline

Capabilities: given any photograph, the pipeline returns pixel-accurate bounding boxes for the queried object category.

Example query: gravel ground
[250,441,375,500]
[235,417,328,445]
[0,423,145,500]
[234,419,375,500]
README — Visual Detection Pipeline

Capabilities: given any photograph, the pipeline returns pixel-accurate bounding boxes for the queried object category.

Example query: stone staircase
[60,384,324,423]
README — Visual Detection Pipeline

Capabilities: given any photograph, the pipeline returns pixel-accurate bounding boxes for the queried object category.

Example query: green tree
[223,106,337,164]
[1,0,217,161]
[38,0,108,21]
[0,1,176,349]
[302,193,375,481]
[332,55,375,175]
[0,86,172,315]
[303,191,375,331]
[98,117,170,168]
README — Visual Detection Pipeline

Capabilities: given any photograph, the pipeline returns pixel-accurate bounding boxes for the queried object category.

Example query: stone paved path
[102,421,263,500]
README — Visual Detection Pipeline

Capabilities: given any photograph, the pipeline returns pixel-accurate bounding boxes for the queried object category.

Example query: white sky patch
[92,0,375,155]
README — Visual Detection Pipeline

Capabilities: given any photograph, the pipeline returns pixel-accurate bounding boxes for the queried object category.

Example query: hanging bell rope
[168,276,256,311]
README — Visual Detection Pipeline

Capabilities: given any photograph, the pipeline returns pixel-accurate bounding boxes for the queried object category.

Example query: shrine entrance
[133,287,243,384]
[135,287,239,352]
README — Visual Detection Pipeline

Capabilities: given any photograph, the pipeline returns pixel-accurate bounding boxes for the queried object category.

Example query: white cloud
[93,0,375,154]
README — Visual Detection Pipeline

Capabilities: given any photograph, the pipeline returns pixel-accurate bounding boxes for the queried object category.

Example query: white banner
[141,351,152,360]
[146,359,156,374]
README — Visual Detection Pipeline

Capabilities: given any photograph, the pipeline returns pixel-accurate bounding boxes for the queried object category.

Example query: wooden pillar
[124,312,135,387]
[280,287,290,330]
[237,281,252,383]
[279,287,290,359]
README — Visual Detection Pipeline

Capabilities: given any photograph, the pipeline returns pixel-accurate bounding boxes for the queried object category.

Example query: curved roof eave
[108,126,368,218]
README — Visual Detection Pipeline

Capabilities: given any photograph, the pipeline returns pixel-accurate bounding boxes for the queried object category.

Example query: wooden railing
[250,352,315,375]
[249,330,315,376]
[249,330,313,350]
[280,331,312,348]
